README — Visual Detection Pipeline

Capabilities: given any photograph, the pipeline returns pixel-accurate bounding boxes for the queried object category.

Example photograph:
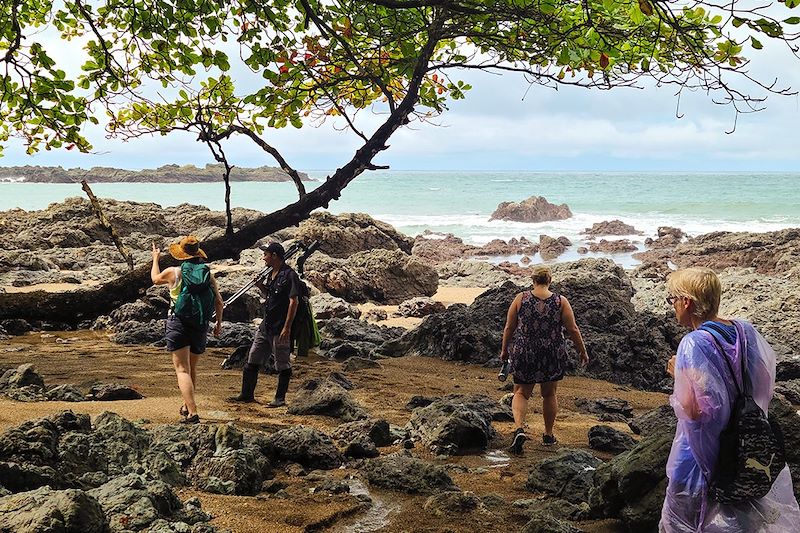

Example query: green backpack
[173,262,214,327]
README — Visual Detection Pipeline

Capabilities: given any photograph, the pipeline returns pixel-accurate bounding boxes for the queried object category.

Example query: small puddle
[340,478,398,533]
[483,450,510,468]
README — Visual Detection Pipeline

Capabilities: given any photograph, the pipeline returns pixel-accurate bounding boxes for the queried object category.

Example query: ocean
[3,171,799,268]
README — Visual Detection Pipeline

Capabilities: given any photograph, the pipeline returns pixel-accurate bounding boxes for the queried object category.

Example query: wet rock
[526,449,601,504]
[588,239,638,254]
[313,479,351,494]
[0,319,33,335]
[405,395,503,455]
[88,383,144,401]
[361,454,457,494]
[573,397,633,419]
[490,196,572,223]
[310,293,362,321]
[397,297,446,318]
[110,299,165,325]
[305,249,438,304]
[584,220,642,236]
[295,212,413,258]
[287,377,367,421]
[47,384,86,402]
[628,405,678,437]
[342,357,382,372]
[206,322,254,348]
[423,491,481,516]
[0,486,107,532]
[589,432,673,532]
[588,425,637,454]
[263,426,343,470]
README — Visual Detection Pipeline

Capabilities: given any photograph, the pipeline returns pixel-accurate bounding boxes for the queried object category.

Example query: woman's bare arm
[500,293,522,361]
[151,243,176,285]
[561,296,589,366]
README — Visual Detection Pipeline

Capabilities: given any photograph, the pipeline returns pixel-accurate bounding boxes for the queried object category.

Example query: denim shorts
[164,315,208,354]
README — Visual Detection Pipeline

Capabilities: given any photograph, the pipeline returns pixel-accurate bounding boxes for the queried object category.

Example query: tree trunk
[0,25,439,326]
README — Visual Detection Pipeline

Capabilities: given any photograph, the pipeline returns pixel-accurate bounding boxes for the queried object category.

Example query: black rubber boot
[229,365,259,403]
[268,368,292,408]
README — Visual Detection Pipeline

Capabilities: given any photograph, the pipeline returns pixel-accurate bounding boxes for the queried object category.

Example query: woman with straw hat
[151,235,223,424]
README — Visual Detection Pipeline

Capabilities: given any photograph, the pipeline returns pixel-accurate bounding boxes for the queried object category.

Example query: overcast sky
[3,30,800,172]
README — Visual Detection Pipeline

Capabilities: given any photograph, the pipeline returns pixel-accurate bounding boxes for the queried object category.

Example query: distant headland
[0,164,313,183]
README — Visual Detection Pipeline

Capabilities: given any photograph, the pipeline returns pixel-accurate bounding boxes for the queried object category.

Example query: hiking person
[151,236,223,424]
[660,267,799,532]
[500,265,589,454]
[229,242,301,407]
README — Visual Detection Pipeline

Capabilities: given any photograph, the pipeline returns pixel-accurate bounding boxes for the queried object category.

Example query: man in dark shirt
[230,242,301,407]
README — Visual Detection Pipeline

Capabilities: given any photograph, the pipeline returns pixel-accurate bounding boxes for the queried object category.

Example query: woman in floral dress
[500,265,589,454]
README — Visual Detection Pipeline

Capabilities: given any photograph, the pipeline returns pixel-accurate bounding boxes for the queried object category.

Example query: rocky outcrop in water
[489,196,572,223]
[584,220,642,236]
[539,235,571,260]
[0,163,307,183]
[588,239,638,254]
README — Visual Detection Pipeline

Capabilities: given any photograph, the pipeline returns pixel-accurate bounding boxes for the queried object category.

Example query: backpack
[173,262,214,327]
[701,322,786,504]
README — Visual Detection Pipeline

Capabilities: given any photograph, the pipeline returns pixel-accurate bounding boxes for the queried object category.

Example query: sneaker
[542,434,558,446]
[266,398,286,408]
[180,414,200,424]
[179,404,189,417]
[509,428,527,455]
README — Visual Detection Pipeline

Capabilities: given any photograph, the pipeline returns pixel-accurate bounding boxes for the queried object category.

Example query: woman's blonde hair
[666,267,722,319]
[531,265,552,286]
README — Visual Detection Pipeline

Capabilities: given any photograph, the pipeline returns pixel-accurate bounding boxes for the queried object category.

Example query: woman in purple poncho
[660,267,800,532]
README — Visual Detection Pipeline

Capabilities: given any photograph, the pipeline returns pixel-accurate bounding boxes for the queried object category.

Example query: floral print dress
[508,291,567,384]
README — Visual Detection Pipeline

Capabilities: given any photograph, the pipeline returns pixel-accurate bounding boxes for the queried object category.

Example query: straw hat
[169,235,208,261]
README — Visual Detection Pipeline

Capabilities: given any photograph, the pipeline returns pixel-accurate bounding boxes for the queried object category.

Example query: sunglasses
[666,295,683,305]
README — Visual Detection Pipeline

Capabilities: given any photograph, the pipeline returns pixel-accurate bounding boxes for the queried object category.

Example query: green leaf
[785,17,800,25]
[750,37,763,50]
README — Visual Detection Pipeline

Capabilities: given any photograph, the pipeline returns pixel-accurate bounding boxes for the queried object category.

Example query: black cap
[260,242,285,259]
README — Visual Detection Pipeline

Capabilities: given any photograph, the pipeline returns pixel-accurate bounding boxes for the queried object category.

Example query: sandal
[179,404,189,417]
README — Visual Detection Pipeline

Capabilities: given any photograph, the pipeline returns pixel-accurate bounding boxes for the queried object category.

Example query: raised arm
[500,293,522,361]
[150,243,176,286]
[561,296,589,366]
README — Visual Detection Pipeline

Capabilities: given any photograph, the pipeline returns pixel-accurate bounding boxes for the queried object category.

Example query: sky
[3,20,800,173]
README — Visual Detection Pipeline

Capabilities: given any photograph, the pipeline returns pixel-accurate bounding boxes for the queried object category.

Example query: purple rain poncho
[659,320,800,532]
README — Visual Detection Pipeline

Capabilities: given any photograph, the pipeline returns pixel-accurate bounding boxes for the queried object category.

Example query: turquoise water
[3,171,799,266]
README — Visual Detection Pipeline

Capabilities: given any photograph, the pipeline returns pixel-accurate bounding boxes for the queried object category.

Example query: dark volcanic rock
[588,239,638,254]
[46,384,86,402]
[405,395,501,455]
[342,356,383,372]
[295,211,413,258]
[361,454,457,494]
[0,486,108,533]
[573,397,633,420]
[522,513,585,533]
[263,426,343,470]
[526,449,601,504]
[588,425,637,454]
[110,319,166,345]
[584,220,642,236]
[628,405,678,437]
[490,196,572,223]
[777,359,800,382]
[385,259,679,391]
[332,419,393,448]
[539,235,569,260]
[287,376,367,421]
[589,431,673,532]
[423,491,481,516]
[322,317,405,345]
[88,384,144,401]
[304,249,438,304]
[776,380,800,404]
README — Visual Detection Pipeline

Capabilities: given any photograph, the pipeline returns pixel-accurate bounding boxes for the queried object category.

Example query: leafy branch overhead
[2,0,799,162]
